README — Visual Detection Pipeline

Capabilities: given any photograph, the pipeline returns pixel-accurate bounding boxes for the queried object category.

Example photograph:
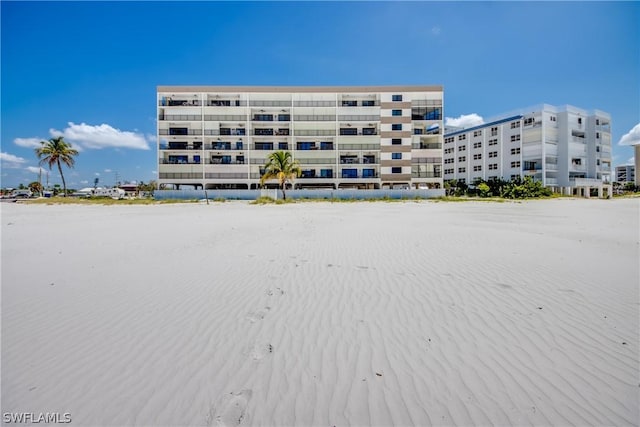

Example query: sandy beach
[1,198,638,426]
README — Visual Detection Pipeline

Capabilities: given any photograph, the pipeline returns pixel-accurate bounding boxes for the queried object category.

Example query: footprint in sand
[208,389,252,426]
[245,343,274,360]
[245,307,271,323]
[266,288,285,297]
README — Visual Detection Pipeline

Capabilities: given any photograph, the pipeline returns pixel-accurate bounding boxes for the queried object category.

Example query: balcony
[159,99,201,107]
[159,128,202,136]
[218,128,246,136]
[207,99,244,107]
[339,156,378,164]
[339,127,377,136]
[204,172,248,179]
[160,158,201,165]
[299,169,335,179]
[340,169,378,179]
[161,142,203,150]
[412,142,442,150]
[206,141,244,150]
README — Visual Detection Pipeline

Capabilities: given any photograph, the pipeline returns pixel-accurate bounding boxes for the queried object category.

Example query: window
[392,95,403,102]
[414,128,423,135]
[510,161,521,168]
[320,169,333,178]
[578,117,582,125]
[596,146,601,153]
[473,142,482,149]
[342,169,357,178]
[550,116,557,122]
[255,142,273,150]
[341,100,357,107]
[392,124,403,131]
[458,134,467,141]
[596,119,600,125]
[490,126,498,136]
[392,138,402,145]
[444,148,454,154]
[362,169,376,177]
[597,159,601,166]
[473,165,482,172]
[510,134,521,142]
[458,167,466,173]
[392,153,402,160]
[524,118,534,126]
[489,163,498,170]
[489,151,498,158]
[458,145,466,152]
[445,137,455,144]
[278,142,289,150]
[392,167,402,173]
[444,168,454,174]
[596,132,600,139]
[510,121,521,129]
[297,142,314,150]
[444,158,454,164]
[392,109,402,116]
[362,100,375,107]
[488,138,498,146]
[510,174,520,180]
[473,153,482,160]
[510,147,521,155]
[458,156,466,162]
[473,130,483,137]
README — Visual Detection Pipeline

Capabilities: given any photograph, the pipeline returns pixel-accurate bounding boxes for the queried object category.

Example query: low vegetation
[444,176,553,199]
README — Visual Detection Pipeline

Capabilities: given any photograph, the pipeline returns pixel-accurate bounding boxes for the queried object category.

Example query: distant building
[443,104,612,197]
[615,164,635,183]
[156,85,443,190]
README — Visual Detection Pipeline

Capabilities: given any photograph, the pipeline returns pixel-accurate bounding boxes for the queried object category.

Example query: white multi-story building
[615,164,635,183]
[443,104,612,196]
[157,86,443,190]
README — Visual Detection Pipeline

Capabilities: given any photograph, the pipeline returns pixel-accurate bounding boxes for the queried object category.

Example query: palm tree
[260,151,301,200]
[35,137,79,197]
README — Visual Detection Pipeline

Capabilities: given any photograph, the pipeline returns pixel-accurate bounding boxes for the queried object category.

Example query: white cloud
[49,122,151,150]
[618,123,640,146]
[25,166,47,174]
[628,156,635,164]
[14,137,44,148]
[445,113,484,129]
[104,168,112,173]
[431,26,441,36]
[80,180,89,185]
[0,152,27,168]
[95,172,100,176]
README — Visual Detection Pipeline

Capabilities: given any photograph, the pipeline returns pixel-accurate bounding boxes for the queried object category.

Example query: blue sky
[2,1,639,188]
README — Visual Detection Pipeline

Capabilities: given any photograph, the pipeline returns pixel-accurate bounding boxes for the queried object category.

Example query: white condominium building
[157,86,443,190]
[443,104,612,193]
[615,164,635,183]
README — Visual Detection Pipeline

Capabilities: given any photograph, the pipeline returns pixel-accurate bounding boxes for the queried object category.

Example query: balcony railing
[159,172,202,179]
[249,100,292,107]
[411,157,441,164]
[160,144,203,150]
[338,143,380,150]
[159,114,202,121]
[204,115,246,121]
[294,101,337,107]
[294,115,336,121]
[295,129,336,136]
[411,172,441,178]
[204,172,248,179]
[296,158,336,165]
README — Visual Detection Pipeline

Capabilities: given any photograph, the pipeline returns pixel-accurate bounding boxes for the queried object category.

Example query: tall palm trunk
[281,183,287,200]
[57,160,67,197]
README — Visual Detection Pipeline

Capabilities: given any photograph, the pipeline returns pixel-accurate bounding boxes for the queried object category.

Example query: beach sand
[1,198,638,426]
